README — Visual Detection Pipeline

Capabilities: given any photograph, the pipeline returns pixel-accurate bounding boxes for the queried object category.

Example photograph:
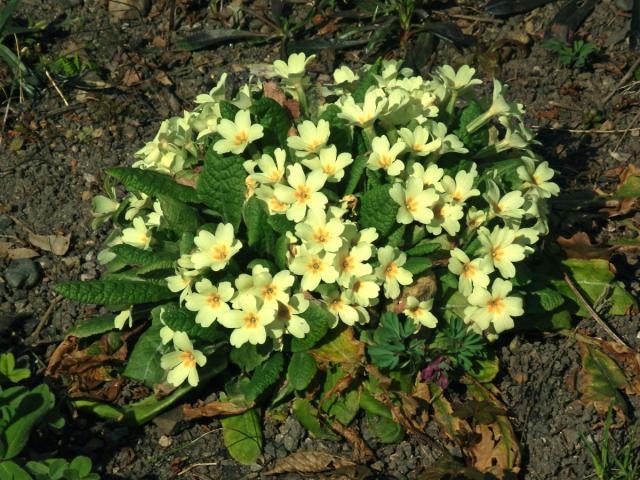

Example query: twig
[0,86,12,146]
[26,295,63,344]
[601,56,640,106]
[529,125,640,134]
[45,69,69,106]
[563,272,630,349]
[613,107,640,152]
[177,462,218,476]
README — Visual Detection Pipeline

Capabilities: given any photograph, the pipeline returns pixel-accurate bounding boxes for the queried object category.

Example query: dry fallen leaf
[264,451,356,475]
[0,241,39,260]
[28,232,71,256]
[183,400,252,420]
[557,232,614,259]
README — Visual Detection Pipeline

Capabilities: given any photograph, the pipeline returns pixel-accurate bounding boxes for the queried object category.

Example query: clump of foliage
[55,54,571,474]
[0,352,99,480]
[542,38,597,68]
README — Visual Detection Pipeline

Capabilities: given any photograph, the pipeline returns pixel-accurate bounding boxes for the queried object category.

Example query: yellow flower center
[487,297,505,314]
[262,284,277,301]
[180,351,196,368]
[384,261,398,278]
[379,154,391,168]
[330,298,344,312]
[234,130,249,145]
[532,174,541,185]
[405,196,418,214]
[452,191,463,202]
[207,293,221,308]
[322,163,336,175]
[307,138,323,152]
[269,197,288,212]
[313,228,330,244]
[269,169,282,182]
[341,255,354,273]
[462,262,476,279]
[294,185,311,203]
[413,143,426,152]
[211,244,230,262]
[307,257,323,273]
[244,313,259,328]
[410,306,423,317]
[139,233,149,245]
[357,113,371,125]
[491,246,504,262]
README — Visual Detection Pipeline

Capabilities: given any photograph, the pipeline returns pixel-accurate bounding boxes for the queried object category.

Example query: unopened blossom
[184,280,234,327]
[477,226,526,278]
[287,119,330,157]
[295,207,345,253]
[219,295,276,347]
[375,246,413,300]
[447,248,491,296]
[273,52,315,83]
[289,247,338,291]
[367,135,406,177]
[441,167,480,204]
[404,296,437,328]
[302,145,353,182]
[274,164,328,222]
[398,125,442,156]
[466,80,523,133]
[517,156,559,198]
[160,332,207,387]
[194,73,227,105]
[91,195,119,217]
[338,89,387,128]
[190,223,242,271]
[484,180,525,222]
[464,278,523,334]
[252,148,287,185]
[390,177,439,225]
[214,110,264,155]
[114,307,133,330]
[122,217,152,250]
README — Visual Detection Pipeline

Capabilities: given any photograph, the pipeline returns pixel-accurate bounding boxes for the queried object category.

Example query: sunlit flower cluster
[96,55,558,387]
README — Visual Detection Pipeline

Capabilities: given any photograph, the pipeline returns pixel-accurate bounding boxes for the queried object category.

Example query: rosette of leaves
[51,54,582,471]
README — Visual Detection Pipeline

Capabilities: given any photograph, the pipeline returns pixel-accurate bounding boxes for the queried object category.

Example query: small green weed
[542,38,596,69]
[582,406,640,480]
[45,53,94,78]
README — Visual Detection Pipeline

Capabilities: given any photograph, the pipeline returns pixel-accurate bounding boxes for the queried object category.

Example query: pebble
[4,259,42,289]
[0,214,12,232]
[158,435,172,448]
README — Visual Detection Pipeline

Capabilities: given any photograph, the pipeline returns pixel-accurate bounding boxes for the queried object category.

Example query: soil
[1,0,638,479]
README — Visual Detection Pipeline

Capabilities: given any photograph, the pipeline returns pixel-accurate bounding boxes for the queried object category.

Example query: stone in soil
[4,259,42,289]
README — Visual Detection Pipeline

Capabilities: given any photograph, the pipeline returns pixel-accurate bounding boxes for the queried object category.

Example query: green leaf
[123,322,164,387]
[343,155,367,196]
[69,456,93,478]
[197,150,246,229]
[106,167,199,204]
[1,384,55,460]
[286,352,317,391]
[366,412,404,443]
[404,257,432,275]
[577,342,628,416]
[250,97,290,146]
[320,105,352,153]
[221,409,263,465]
[69,314,116,338]
[552,259,637,316]
[290,303,333,352]
[109,245,178,267]
[0,460,32,480]
[0,354,30,384]
[219,101,240,120]
[273,234,289,270]
[532,288,565,312]
[292,398,338,440]
[321,367,360,425]
[267,215,294,234]
[406,240,441,256]
[159,195,200,233]
[242,352,284,403]
[243,196,276,255]
[55,280,174,305]
[359,185,399,238]
[454,101,488,152]
[230,342,272,373]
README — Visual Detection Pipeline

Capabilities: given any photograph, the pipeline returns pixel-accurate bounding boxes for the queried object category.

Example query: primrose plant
[60,53,558,462]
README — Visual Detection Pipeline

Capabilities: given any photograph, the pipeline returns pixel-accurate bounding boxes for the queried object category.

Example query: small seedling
[542,38,597,68]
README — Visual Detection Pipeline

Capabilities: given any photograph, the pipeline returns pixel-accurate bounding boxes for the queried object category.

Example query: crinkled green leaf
[159,195,200,233]
[404,256,432,275]
[343,154,367,196]
[221,408,263,465]
[250,97,290,146]
[230,342,272,373]
[106,167,199,204]
[55,280,174,305]
[219,101,240,120]
[292,398,338,440]
[156,303,226,343]
[359,185,399,238]
[197,150,246,229]
[366,412,404,443]
[123,322,164,387]
[242,352,284,403]
[243,196,276,255]
[69,314,116,338]
[109,244,178,267]
[406,240,441,256]
[320,104,352,153]
[321,367,360,425]
[290,303,333,352]
[533,288,565,312]
[286,351,317,391]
